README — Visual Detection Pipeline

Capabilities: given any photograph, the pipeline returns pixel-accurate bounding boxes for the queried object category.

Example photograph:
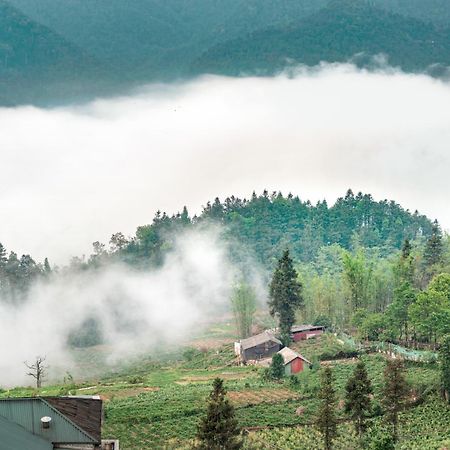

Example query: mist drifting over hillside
[0,227,267,387]
[1,64,449,264]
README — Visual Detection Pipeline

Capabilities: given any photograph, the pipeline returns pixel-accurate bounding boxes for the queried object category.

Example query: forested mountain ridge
[2,0,450,105]
[118,190,433,269]
[193,0,450,76]
[6,0,329,81]
[0,190,435,294]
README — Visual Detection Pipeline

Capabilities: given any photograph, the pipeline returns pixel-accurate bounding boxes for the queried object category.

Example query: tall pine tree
[345,360,373,438]
[196,378,242,450]
[382,359,408,443]
[269,249,303,344]
[316,367,338,450]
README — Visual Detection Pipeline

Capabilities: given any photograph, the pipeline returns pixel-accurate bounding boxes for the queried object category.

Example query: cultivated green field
[2,333,449,450]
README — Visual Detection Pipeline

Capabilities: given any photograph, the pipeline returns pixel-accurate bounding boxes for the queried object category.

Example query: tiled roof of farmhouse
[240,331,282,350]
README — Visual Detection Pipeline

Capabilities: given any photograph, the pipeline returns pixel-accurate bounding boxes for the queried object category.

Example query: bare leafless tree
[24,356,47,388]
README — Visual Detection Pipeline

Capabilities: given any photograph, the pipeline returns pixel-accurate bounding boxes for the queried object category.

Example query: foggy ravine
[0,227,266,387]
[0,63,449,264]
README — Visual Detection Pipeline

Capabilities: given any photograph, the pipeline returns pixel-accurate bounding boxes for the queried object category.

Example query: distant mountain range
[1,0,450,105]
[193,0,450,75]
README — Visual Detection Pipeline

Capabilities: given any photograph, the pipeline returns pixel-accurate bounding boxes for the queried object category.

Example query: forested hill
[193,0,450,76]
[112,190,433,269]
[0,190,437,301]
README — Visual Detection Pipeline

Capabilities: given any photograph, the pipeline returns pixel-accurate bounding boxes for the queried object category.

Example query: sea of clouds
[0,63,449,263]
[1,63,450,385]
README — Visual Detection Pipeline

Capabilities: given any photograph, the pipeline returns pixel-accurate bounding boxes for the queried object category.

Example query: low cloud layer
[0,227,248,386]
[1,63,450,263]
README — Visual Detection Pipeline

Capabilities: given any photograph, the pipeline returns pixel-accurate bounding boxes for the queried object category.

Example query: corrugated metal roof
[0,398,97,444]
[291,324,325,333]
[240,331,282,350]
[0,414,52,450]
[278,347,311,365]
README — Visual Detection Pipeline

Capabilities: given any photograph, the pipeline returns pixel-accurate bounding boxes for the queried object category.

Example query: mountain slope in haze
[193,0,450,76]
[2,0,450,105]
[0,0,113,104]
[375,0,450,29]
[7,0,329,81]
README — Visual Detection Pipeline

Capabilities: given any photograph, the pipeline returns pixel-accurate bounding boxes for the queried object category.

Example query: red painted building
[291,324,325,342]
[277,347,311,375]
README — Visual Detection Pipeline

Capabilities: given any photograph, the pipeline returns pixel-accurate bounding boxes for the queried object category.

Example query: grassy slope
[1,334,448,449]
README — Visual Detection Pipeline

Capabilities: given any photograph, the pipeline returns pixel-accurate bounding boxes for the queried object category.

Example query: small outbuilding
[291,324,325,341]
[235,331,283,362]
[277,347,311,375]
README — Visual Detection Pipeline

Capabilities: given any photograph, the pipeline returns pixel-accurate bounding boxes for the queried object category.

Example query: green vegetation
[231,282,257,339]
[1,352,449,449]
[270,353,285,381]
[1,190,449,447]
[316,366,338,450]
[382,359,408,443]
[440,335,450,402]
[195,377,242,450]
[269,249,304,343]
[345,360,373,438]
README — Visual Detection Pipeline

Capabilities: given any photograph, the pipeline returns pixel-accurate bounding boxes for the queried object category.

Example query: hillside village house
[0,396,119,450]
[234,331,282,362]
[291,324,325,341]
[277,347,311,375]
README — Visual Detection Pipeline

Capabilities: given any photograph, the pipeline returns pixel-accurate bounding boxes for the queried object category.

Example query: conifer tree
[316,367,338,450]
[382,359,408,443]
[345,360,373,438]
[423,220,443,276]
[440,335,450,403]
[196,378,242,450]
[269,249,303,344]
[270,353,285,380]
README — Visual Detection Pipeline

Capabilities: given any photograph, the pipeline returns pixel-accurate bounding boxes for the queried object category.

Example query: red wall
[290,357,304,374]
[292,329,323,342]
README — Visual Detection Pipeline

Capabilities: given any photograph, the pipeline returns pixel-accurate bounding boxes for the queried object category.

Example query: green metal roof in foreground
[0,398,96,444]
[0,414,52,450]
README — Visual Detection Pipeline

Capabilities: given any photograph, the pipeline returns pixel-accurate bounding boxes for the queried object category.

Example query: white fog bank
[0,228,256,387]
[1,63,450,263]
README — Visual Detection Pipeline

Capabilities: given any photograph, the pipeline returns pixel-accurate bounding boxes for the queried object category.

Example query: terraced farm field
[1,340,448,449]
